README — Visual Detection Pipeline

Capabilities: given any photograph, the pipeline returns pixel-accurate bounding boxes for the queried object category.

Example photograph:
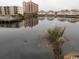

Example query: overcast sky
[0,0,79,11]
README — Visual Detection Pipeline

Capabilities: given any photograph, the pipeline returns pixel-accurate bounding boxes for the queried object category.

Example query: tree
[47,26,65,59]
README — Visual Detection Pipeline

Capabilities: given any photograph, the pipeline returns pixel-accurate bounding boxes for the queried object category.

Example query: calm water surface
[0,17,79,59]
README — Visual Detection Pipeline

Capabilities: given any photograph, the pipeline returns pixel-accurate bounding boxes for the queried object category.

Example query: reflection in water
[47,16,54,21]
[37,17,79,23]
[56,17,79,23]
[67,18,79,23]
[0,17,39,28]
[0,21,20,28]
[38,17,45,20]
[57,17,67,22]
[0,17,79,28]
[24,17,38,27]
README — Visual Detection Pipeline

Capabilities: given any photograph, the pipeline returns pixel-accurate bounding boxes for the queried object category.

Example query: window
[74,55,79,59]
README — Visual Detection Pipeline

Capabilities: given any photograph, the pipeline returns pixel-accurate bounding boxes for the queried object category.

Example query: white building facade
[0,6,20,16]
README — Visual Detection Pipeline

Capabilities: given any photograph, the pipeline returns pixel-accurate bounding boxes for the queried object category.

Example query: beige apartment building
[0,6,19,16]
[23,1,38,15]
[18,7,23,15]
[64,52,79,59]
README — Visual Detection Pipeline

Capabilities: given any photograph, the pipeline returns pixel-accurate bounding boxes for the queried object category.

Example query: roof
[71,9,79,12]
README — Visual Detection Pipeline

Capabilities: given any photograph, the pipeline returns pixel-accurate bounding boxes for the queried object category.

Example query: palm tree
[47,26,65,59]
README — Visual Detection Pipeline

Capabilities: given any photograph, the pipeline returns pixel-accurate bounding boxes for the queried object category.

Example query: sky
[0,0,79,11]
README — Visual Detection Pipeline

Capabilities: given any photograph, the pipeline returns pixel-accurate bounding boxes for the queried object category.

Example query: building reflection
[0,21,20,28]
[47,16,55,21]
[57,17,79,23]
[57,17,67,22]
[0,17,38,28]
[38,17,45,20]
[0,17,79,28]
[67,18,79,23]
[24,17,38,27]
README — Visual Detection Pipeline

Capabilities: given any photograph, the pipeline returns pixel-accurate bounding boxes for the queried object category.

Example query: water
[0,17,79,59]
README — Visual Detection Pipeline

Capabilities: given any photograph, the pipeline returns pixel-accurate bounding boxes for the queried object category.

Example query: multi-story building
[38,10,46,15]
[64,52,79,59]
[0,0,38,16]
[57,10,70,15]
[0,6,19,16]
[46,10,55,16]
[18,7,23,15]
[70,9,79,15]
[23,1,38,15]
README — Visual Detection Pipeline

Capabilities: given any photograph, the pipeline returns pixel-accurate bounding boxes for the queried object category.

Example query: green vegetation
[47,26,65,59]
